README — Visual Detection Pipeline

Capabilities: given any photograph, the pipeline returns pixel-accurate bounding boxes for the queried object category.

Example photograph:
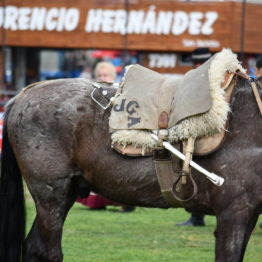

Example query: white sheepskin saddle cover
[110,49,245,150]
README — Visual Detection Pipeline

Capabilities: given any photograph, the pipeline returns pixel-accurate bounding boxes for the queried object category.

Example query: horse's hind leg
[214,204,258,262]
[23,172,77,262]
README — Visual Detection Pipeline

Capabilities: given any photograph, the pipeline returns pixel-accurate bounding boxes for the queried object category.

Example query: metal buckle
[91,82,120,110]
[91,88,112,110]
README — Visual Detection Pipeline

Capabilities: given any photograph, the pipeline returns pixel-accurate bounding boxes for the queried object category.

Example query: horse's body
[0,77,261,262]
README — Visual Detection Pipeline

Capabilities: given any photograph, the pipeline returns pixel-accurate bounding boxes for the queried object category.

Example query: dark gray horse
[0,76,261,262]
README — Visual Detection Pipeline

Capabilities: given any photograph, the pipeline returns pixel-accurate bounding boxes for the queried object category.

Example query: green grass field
[25,194,262,262]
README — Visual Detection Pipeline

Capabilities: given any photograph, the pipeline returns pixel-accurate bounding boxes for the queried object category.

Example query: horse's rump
[0,101,25,262]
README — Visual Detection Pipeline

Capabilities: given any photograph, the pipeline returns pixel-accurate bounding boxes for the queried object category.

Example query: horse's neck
[231,79,256,116]
[229,79,262,141]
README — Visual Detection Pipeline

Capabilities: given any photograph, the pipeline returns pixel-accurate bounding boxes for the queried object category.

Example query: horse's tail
[0,98,25,262]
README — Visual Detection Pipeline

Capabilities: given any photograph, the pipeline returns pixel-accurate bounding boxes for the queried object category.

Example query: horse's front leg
[214,203,258,262]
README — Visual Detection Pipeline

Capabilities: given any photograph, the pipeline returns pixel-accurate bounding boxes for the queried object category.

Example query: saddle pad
[193,74,235,155]
[169,58,213,126]
[113,75,234,157]
[110,49,246,152]
[109,61,213,130]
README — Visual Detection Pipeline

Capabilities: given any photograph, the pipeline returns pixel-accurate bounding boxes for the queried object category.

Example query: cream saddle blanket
[109,49,245,151]
[110,59,212,129]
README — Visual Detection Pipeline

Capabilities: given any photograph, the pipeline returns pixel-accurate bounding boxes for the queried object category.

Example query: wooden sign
[0,0,261,53]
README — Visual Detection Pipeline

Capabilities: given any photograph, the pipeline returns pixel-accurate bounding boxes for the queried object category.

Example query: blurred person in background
[255,56,262,83]
[94,61,116,82]
[77,61,135,212]
[79,65,92,79]
[176,47,212,227]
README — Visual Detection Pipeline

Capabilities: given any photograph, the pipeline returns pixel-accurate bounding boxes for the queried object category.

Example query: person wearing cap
[191,47,212,68]
[176,47,212,227]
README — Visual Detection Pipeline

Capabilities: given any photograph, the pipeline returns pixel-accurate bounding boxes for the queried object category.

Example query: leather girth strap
[153,139,198,206]
[153,148,182,207]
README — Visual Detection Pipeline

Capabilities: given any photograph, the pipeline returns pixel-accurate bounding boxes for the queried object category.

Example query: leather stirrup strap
[182,137,195,184]
[173,137,198,202]
[153,148,182,207]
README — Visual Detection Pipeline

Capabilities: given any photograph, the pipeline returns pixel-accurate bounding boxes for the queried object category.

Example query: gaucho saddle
[91,48,246,205]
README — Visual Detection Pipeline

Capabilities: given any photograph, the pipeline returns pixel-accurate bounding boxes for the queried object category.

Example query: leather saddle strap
[256,80,262,89]
[251,81,262,116]
[153,148,183,207]
[182,137,195,184]
[233,73,262,115]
